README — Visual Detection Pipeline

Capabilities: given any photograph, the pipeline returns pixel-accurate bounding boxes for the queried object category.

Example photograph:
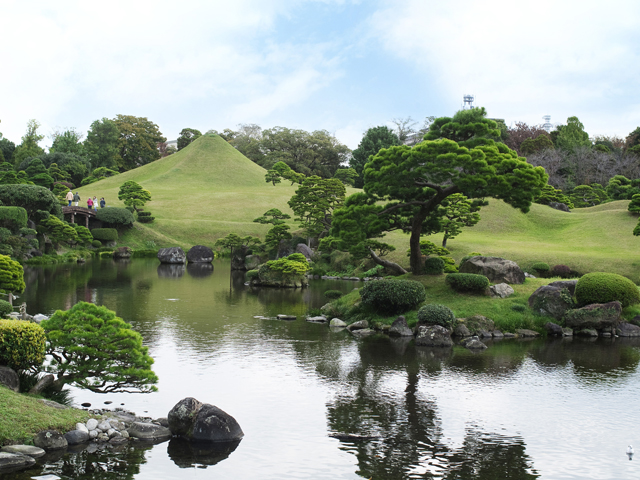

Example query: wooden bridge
[62,206,96,228]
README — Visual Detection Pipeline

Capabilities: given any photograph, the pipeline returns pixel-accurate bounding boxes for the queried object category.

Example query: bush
[0,299,12,318]
[446,273,490,293]
[0,206,28,231]
[440,256,458,273]
[551,264,571,278]
[531,262,550,275]
[91,240,102,247]
[91,228,118,242]
[0,227,10,243]
[0,319,46,371]
[137,216,155,223]
[138,211,152,217]
[246,269,260,279]
[324,290,343,299]
[424,256,444,275]
[0,254,25,293]
[575,272,640,307]
[95,207,134,227]
[360,279,426,315]
[309,266,327,276]
[131,249,158,258]
[417,304,456,328]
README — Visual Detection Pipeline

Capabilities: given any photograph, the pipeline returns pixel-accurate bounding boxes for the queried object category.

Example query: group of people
[65,191,106,210]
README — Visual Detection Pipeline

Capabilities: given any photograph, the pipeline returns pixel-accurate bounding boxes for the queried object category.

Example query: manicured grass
[77,134,640,282]
[0,386,90,446]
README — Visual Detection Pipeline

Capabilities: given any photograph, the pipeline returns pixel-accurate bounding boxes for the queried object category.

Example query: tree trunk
[409,212,426,275]
[368,248,408,276]
[29,374,54,395]
[442,235,448,248]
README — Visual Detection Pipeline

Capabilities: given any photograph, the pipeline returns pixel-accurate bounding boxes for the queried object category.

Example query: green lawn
[77,134,640,282]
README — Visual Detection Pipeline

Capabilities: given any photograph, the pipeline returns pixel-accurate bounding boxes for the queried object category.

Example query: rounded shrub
[417,304,456,328]
[551,264,571,278]
[246,269,259,280]
[95,207,134,227]
[91,228,118,242]
[324,289,343,299]
[575,272,640,307]
[0,299,12,318]
[359,279,426,315]
[0,319,46,371]
[424,257,444,275]
[440,256,458,273]
[531,262,550,275]
[137,216,155,223]
[446,273,489,293]
[91,240,102,248]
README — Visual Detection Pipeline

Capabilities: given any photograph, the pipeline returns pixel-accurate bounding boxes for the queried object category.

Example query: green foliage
[440,256,458,273]
[520,134,554,155]
[0,228,10,243]
[113,115,166,171]
[417,304,456,328]
[130,249,159,258]
[118,181,151,212]
[554,116,592,152]
[73,224,93,245]
[263,253,310,280]
[550,264,571,278]
[81,166,119,186]
[0,320,46,371]
[535,185,574,209]
[137,215,155,223]
[41,216,78,245]
[333,168,358,186]
[0,207,27,231]
[437,193,484,247]
[419,240,450,257]
[424,256,445,275]
[575,272,640,307]
[350,126,400,188]
[288,176,346,238]
[41,302,158,393]
[445,273,490,293]
[531,262,550,275]
[264,224,291,253]
[91,228,118,242]
[460,253,483,266]
[606,175,640,200]
[511,304,527,313]
[425,107,502,145]
[253,208,291,225]
[0,185,62,220]
[0,255,25,293]
[363,264,385,277]
[359,279,426,315]
[324,290,343,299]
[246,269,260,280]
[0,300,12,318]
[629,194,640,214]
[84,118,120,170]
[570,184,609,208]
[215,233,261,250]
[12,120,45,168]
[95,207,134,227]
[91,240,102,248]
[177,128,202,151]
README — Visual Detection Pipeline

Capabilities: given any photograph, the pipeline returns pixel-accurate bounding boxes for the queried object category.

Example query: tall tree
[350,126,400,188]
[0,135,15,164]
[504,122,550,155]
[177,128,202,150]
[229,124,264,164]
[112,115,166,171]
[288,176,346,239]
[84,118,120,169]
[50,128,86,156]
[12,120,45,168]
[554,116,591,152]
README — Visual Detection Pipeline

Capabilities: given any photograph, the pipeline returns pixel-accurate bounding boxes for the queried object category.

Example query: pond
[6,258,640,479]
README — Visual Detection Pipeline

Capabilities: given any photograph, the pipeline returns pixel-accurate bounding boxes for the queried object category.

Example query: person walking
[65,190,73,206]
[73,192,80,206]
[87,197,93,209]
[93,196,98,212]
[100,197,106,208]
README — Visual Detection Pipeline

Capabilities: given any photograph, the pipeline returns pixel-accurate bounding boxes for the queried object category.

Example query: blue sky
[1,0,640,149]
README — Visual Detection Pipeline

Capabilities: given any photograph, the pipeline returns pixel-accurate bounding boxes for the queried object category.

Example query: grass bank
[0,386,90,446]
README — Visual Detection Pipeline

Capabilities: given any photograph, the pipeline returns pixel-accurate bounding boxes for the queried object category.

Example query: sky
[1,0,640,150]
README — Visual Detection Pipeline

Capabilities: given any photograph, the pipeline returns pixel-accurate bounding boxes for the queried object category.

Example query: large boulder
[0,452,36,472]
[459,256,525,284]
[528,285,574,320]
[389,316,413,337]
[244,255,261,270]
[295,243,314,261]
[564,301,622,330]
[547,280,578,296]
[168,398,243,443]
[64,429,90,445]
[187,245,214,263]
[616,322,640,337]
[460,315,495,335]
[415,325,453,347]
[158,247,186,264]
[33,430,68,451]
[0,445,45,458]
[127,422,172,442]
[0,366,19,392]
[489,283,514,298]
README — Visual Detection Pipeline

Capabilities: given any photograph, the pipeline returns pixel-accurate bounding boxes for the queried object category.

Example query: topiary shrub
[0,254,25,294]
[440,256,458,273]
[424,256,445,275]
[531,262,550,275]
[91,228,118,242]
[324,289,343,299]
[19,227,36,237]
[0,319,46,371]
[0,206,28,231]
[575,272,640,307]
[445,273,489,293]
[95,207,134,227]
[417,304,456,328]
[0,299,12,318]
[137,216,155,223]
[551,264,571,278]
[360,279,426,315]
[91,240,102,248]
[138,211,152,217]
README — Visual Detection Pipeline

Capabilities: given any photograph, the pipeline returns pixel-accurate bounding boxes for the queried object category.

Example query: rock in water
[187,245,214,263]
[168,398,244,443]
[157,247,187,264]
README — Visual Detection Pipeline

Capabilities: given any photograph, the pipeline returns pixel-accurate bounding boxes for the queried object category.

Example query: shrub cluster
[137,211,155,223]
[0,300,12,317]
[417,304,456,328]
[246,269,260,279]
[531,262,550,275]
[445,273,489,293]
[359,279,426,315]
[91,228,118,242]
[0,319,46,371]
[0,206,28,232]
[424,257,444,275]
[324,289,343,299]
[575,272,640,307]
[440,256,458,273]
[551,264,571,278]
[91,240,102,248]
[95,207,134,227]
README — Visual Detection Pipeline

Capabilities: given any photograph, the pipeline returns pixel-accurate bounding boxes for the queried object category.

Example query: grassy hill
[77,134,640,282]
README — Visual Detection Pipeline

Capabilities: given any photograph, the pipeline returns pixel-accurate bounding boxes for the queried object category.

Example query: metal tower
[462,95,475,109]
[542,115,553,132]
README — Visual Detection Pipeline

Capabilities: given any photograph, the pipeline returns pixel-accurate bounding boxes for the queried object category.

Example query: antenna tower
[542,115,552,132]
[462,95,475,110]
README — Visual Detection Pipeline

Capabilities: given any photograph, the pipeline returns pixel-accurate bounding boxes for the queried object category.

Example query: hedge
[360,279,426,315]
[0,206,28,231]
[91,228,118,242]
[95,207,134,227]
[424,257,444,275]
[575,272,640,307]
[0,319,46,371]
[445,273,489,293]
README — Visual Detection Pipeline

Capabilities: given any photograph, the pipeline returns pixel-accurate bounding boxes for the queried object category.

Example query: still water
[6,258,640,479]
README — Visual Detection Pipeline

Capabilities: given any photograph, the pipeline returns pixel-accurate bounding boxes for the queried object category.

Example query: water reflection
[186,262,214,278]
[157,263,185,278]
[167,438,241,468]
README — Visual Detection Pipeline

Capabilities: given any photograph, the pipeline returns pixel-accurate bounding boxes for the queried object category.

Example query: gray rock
[97,433,110,442]
[108,419,126,431]
[64,430,90,445]
[329,318,347,327]
[547,280,578,296]
[389,316,413,337]
[452,323,471,337]
[415,325,453,347]
[0,445,45,458]
[576,328,599,337]
[244,255,261,270]
[75,423,89,434]
[347,320,369,331]
[191,404,244,442]
[489,283,515,298]
[548,201,571,212]
[109,435,128,445]
[478,330,493,338]
[306,315,328,323]
[295,243,314,261]
[461,315,495,335]
[33,313,49,323]
[154,417,169,428]
[0,452,36,471]
[120,430,130,439]
[38,399,68,409]
[503,332,516,338]
[33,430,68,451]
[617,322,640,337]
[516,329,540,337]
[544,322,564,336]
[0,366,19,392]
[564,301,622,330]
[492,330,504,338]
[187,245,214,263]
[562,328,573,336]
[461,336,488,350]
[157,247,187,264]
[458,256,525,284]
[528,285,574,320]
[127,422,172,442]
[86,418,99,430]
[276,314,297,320]
[89,430,99,439]
[107,428,117,437]
[168,397,203,436]
[350,328,375,337]
[97,421,111,432]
